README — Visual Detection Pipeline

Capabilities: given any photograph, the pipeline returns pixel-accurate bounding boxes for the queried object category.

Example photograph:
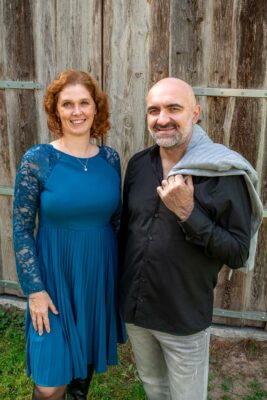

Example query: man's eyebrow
[166,103,184,109]
[146,105,159,112]
[146,103,184,112]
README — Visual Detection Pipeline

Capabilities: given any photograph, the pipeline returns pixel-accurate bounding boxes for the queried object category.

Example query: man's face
[146,83,200,149]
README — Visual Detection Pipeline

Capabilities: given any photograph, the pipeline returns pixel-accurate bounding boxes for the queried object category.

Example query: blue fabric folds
[14,144,125,385]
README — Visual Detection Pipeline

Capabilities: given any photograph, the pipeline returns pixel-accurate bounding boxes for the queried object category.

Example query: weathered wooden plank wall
[0,0,102,295]
[103,0,151,172]
[169,0,267,327]
[0,0,266,328]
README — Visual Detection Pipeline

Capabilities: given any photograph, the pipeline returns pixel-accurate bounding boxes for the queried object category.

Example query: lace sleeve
[101,146,122,233]
[13,149,45,296]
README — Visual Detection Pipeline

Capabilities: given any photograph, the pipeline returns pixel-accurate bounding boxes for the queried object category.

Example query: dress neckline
[48,144,101,160]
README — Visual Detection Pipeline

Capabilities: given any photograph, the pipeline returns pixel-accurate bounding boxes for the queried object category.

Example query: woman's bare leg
[32,384,66,400]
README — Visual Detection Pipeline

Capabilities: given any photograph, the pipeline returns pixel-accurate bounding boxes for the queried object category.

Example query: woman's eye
[81,101,89,105]
[63,102,72,108]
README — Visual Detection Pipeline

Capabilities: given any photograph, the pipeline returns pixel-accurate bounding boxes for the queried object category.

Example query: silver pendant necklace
[61,141,90,172]
[73,156,89,171]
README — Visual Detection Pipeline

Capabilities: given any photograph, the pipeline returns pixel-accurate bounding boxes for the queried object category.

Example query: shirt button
[148,234,153,241]
[138,297,144,303]
[140,278,146,283]
[154,212,159,218]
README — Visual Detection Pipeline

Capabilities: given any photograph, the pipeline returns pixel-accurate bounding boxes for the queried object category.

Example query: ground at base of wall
[208,336,267,400]
[1,303,267,400]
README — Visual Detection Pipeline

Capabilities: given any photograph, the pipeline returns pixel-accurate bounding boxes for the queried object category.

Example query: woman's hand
[29,290,59,335]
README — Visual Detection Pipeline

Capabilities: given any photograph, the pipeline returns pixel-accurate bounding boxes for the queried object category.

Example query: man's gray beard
[149,129,188,149]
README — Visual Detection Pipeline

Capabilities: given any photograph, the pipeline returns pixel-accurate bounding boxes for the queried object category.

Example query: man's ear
[192,105,201,124]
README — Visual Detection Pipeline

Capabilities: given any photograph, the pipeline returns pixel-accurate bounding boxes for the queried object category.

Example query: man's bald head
[147,78,197,109]
[146,77,200,150]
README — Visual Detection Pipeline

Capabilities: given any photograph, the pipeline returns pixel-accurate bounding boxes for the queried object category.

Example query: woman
[13,70,125,400]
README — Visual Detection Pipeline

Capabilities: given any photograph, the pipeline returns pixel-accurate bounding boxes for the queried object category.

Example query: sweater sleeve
[179,175,252,268]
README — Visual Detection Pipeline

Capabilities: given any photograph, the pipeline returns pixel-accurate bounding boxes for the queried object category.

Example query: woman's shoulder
[19,144,61,180]
[22,144,54,162]
[99,145,121,174]
[100,145,120,160]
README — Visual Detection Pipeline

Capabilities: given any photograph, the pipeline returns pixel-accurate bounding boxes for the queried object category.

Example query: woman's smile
[57,84,96,137]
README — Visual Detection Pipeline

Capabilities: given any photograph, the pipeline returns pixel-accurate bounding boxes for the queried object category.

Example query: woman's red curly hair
[44,70,110,138]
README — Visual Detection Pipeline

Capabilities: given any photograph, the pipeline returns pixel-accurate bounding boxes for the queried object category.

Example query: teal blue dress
[13,144,125,386]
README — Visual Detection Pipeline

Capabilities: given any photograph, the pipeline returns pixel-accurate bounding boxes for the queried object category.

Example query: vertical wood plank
[170,0,213,139]
[0,90,8,293]
[145,0,171,148]
[249,220,267,327]
[235,0,267,89]
[55,0,102,80]
[3,0,38,166]
[103,0,151,173]
[225,0,267,325]
[0,0,7,293]
[1,0,38,295]
[32,0,56,144]
[32,0,102,144]
[170,0,267,327]
[149,0,170,85]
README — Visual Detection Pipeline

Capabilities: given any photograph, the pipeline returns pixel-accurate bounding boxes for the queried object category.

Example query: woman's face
[56,84,96,138]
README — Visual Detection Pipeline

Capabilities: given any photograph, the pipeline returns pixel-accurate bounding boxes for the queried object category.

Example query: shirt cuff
[178,204,211,239]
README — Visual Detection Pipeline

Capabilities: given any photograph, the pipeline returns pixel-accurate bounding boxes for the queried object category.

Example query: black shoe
[66,364,94,400]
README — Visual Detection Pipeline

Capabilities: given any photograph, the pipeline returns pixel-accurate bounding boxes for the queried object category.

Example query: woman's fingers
[29,291,58,335]
[31,313,37,331]
[37,315,44,336]
[31,312,51,335]
[43,315,51,334]
[48,300,59,315]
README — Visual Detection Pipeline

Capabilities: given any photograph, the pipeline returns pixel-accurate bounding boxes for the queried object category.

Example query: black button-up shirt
[119,145,251,335]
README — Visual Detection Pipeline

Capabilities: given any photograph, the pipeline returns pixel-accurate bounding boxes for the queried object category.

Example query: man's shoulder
[128,145,157,165]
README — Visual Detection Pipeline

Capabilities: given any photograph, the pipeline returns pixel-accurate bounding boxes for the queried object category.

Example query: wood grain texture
[103,0,151,173]
[0,0,103,294]
[32,0,102,143]
[3,0,38,166]
[170,0,267,327]
[0,198,18,291]
[3,0,35,80]
[249,220,267,327]
[0,92,8,294]
[1,0,37,294]
[55,0,102,78]
[235,0,267,89]
[144,0,171,149]
[32,0,56,144]
[0,0,266,327]
[170,0,208,85]
[149,0,170,85]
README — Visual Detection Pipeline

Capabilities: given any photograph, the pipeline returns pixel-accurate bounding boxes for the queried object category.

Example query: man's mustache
[154,123,177,130]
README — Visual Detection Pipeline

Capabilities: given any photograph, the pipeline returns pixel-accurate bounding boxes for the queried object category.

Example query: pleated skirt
[25,224,125,387]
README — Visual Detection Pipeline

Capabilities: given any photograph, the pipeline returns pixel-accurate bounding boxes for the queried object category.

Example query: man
[119,78,259,400]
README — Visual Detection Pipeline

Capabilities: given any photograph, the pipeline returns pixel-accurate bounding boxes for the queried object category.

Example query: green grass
[208,375,267,400]
[0,306,145,400]
[244,380,267,400]
[1,305,267,400]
